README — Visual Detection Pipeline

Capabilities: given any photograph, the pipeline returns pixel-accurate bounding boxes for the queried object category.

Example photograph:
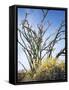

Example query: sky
[17,8,65,71]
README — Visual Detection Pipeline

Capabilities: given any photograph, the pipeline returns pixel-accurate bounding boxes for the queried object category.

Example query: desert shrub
[18,70,34,82]
[33,58,65,81]
[18,58,65,82]
[23,71,34,81]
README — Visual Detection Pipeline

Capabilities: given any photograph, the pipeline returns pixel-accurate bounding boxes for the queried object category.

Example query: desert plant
[33,58,65,80]
[18,9,65,73]
[18,58,65,81]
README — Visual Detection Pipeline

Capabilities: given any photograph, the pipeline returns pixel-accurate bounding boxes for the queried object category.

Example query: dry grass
[18,58,65,82]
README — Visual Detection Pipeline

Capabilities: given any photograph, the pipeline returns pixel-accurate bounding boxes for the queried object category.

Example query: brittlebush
[18,58,65,81]
[33,58,65,80]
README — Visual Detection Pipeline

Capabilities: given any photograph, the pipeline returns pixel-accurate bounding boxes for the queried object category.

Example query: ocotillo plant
[18,10,65,73]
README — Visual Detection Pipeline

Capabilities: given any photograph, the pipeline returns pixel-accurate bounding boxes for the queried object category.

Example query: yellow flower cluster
[33,58,65,80]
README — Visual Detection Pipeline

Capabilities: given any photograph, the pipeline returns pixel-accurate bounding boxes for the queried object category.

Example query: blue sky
[17,8,65,71]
